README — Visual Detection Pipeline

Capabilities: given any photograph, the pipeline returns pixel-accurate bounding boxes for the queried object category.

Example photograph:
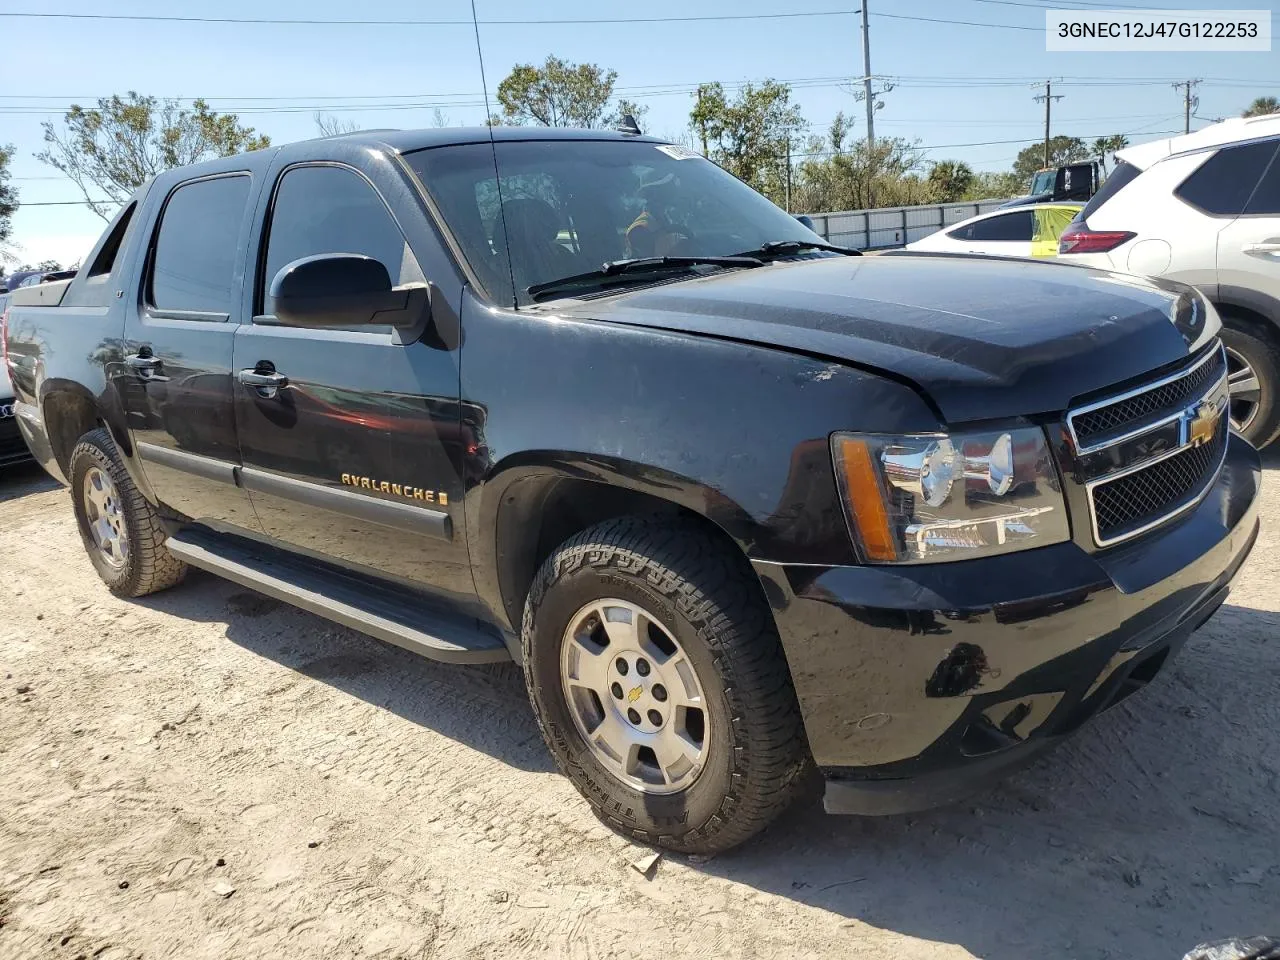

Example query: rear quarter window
[1243,147,1280,215]
[1174,141,1279,217]
[88,202,136,278]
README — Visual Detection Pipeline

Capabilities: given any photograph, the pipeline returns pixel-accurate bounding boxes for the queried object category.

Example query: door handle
[238,366,289,399]
[1242,242,1280,257]
[238,369,289,389]
[125,352,164,378]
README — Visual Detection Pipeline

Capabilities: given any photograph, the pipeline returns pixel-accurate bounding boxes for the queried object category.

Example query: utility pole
[1173,79,1201,134]
[784,138,792,212]
[695,88,708,156]
[1033,80,1064,169]
[861,0,874,150]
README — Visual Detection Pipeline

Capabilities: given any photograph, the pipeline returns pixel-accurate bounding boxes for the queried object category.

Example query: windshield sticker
[656,144,699,161]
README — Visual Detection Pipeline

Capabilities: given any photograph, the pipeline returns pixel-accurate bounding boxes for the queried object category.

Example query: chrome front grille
[1089,426,1227,543]
[1068,346,1227,452]
[1067,342,1230,547]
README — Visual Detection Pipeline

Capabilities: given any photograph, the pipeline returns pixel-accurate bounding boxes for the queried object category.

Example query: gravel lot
[1,454,1277,960]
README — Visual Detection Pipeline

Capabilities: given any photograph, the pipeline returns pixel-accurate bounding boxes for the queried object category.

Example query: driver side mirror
[269,253,428,328]
[794,214,815,231]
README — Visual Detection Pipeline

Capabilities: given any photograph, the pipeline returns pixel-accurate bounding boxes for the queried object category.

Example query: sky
[1,0,1276,269]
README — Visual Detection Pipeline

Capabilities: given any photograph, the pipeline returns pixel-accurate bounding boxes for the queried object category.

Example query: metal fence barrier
[803,198,1011,250]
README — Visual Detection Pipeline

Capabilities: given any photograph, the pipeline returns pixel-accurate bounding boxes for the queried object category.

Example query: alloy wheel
[1225,344,1262,435]
[82,466,128,569]
[559,599,709,794]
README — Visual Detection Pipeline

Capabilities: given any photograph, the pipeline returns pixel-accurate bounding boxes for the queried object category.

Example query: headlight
[831,427,1069,564]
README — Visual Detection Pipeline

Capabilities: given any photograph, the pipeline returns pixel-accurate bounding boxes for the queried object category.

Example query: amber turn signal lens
[834,436,899,562]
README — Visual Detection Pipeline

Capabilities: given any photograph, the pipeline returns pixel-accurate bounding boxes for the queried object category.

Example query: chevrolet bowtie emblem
[1185,397,1221,448]
[627,685,644,704]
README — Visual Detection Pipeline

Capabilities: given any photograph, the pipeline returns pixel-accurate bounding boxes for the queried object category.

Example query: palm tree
[927,160,975,202]
[1243,96,1280,118]
[1091,135,1130,176]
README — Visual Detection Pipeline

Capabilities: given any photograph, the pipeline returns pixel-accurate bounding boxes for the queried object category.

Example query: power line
[1,10,857,26]
[870,11,1041,31]
[14,200,112,207]
[0,82,1262,117]
[0,75,1267,108]
[20,127,1188,208]
[0,8,1044,31]
[956,0,1219,10]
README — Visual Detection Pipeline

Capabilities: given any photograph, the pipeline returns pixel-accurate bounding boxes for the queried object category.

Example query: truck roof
[341,126,668,152]
[140,126,672,189]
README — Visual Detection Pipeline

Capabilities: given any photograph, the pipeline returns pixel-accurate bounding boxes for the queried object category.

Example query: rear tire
[1220,322,1280,448]
[69,428,188,598]
[522,516,811,855]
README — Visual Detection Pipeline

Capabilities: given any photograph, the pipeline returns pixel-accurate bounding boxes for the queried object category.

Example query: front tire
[1221,322,1280,448]
[522,517,811,854]
[69,428,188,598]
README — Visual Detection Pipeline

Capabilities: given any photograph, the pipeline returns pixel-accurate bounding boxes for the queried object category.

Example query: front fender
[458,291,942,628]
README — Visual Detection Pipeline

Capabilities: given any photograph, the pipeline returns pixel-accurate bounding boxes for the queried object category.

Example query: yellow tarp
[1031,205,1081,258]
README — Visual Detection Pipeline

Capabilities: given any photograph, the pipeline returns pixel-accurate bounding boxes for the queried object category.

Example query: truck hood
[997,193,1052,209]
[550,253,1214,424]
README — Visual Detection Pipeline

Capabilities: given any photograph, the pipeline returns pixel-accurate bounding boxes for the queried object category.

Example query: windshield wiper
[737,239,862,258]
[527,255,764,302]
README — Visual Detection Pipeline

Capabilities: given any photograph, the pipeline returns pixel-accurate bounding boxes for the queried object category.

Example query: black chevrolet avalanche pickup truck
[2,129,1261,853]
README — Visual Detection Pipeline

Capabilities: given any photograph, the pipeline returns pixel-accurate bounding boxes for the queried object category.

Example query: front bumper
[754,432,1261,815]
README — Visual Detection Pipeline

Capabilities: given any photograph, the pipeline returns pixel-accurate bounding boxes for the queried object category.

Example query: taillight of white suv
[1058,223,1136,255]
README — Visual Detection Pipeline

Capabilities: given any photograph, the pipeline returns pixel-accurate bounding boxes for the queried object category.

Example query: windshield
[405,139,821,305]
[1029,170,1055,195]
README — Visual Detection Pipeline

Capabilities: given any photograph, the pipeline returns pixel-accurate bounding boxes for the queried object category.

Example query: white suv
[1058,114,1280,446]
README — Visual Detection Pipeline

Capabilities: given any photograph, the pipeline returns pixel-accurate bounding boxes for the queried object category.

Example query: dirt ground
[1,456,1277,960]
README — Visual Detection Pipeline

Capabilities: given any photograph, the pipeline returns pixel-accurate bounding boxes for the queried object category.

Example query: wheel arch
[39,380,119,478]
[1212,286,1280,342]
[1212,290,1280,446]
[475,455,768,636]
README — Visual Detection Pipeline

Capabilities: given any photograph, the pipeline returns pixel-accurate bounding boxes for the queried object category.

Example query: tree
[1091,134,1129,175]
[963,170,1024,201]
[0,144,17,262]
[38,92,271,221]
[690,81,806,203]
[1012,136,1089,180]
[927,160,975,202]
[314,112,359,137]
[1243,96,1280,118]
[793,117,931,212]
[16,259,64,272]
[496,56,646,129]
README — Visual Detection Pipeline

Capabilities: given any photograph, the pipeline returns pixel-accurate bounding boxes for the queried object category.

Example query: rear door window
[150,175,251,317]
[952,210,1034,243]
[1175,141,1279,217]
